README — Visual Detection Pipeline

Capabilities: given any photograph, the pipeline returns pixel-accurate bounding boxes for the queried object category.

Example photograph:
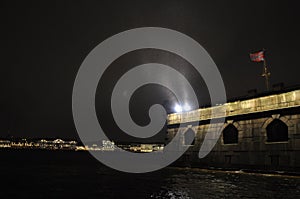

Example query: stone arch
[266,119,288,142]
[183,128,196,145]
[262,115,292,129]
[232,121,242,131]
[279,116,292,127]
[225,120,242,131]
[262,118,274,129]
[222,124,239,144]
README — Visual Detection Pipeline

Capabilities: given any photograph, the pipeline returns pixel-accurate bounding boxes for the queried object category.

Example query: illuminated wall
[167,89,300,171]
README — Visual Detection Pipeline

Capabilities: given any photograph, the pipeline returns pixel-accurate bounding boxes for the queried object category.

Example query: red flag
[250,51,265,62]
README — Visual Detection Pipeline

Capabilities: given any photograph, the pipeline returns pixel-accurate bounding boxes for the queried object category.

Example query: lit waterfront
[0,138,164,152]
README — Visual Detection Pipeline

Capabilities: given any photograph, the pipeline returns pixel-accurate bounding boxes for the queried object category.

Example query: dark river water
[1,150,299,198]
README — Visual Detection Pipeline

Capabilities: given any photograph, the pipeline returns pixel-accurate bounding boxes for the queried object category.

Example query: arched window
[184,129,195,145]
[223,124,238,144]
[266,119,288,142]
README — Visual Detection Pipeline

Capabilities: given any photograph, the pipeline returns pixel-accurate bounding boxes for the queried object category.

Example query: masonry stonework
[167,90,300,171]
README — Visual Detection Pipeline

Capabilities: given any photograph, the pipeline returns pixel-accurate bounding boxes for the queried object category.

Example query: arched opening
[184,129,195,145]
[223,124,238,144]
[266,119,288,142]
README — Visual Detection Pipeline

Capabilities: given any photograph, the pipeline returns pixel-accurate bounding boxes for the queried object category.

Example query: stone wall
[168,90,300,125]
[167,90,300,171]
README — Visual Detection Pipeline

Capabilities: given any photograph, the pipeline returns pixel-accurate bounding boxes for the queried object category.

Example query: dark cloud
[2,0,300,141]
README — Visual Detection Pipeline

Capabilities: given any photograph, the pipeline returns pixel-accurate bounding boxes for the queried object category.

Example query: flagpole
[261,49,271,91]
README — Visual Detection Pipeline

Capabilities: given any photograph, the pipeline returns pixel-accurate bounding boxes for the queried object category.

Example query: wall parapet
[168,90,300,125]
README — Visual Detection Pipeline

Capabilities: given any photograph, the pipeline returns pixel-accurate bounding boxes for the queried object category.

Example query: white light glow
[174,104,183,113]
[183,104,191,111]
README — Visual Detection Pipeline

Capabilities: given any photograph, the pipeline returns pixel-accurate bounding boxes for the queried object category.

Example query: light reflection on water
[149,168,300,199]
[1,151,299,199]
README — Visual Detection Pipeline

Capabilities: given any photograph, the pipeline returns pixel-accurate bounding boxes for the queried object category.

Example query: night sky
[2,1,300,142]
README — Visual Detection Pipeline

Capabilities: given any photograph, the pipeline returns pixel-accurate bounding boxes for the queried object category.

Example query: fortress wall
[168,90,300,125]
[167,90,300,171]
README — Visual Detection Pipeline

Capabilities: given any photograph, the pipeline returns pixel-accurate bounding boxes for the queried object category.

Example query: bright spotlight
[174,104,182,113]
[183,104,191,111]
